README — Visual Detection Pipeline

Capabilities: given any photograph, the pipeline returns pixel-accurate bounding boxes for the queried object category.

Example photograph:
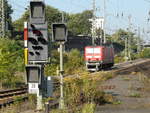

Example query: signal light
[25,65,43,84]
[28,37,38,45]
[30,1,45,24]
[29,51,34,56]
[38,38,47,45]
[32,46,43,50]
[52,23,67,42]
[35,51,40,56]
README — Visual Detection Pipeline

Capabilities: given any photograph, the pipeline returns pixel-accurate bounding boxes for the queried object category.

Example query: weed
[51,109,69,113]
[104,94,115,104]
[129,92,141,98]
[112,100,122,105]
[81,103,96,113]
[28,94,37,109]
[122,77,131,81]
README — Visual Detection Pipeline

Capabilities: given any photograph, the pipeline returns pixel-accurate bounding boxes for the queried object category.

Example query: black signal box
[52,23,67,42]
[25,65,43,84]
[30,1,45,24]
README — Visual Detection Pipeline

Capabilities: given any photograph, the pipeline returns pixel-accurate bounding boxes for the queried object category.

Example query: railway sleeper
[0,95,28,108]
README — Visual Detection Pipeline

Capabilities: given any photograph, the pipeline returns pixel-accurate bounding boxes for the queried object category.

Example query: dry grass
[0,94,36,113]
[59,71,116,112]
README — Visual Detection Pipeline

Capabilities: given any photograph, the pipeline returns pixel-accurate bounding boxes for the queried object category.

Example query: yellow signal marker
[24,48,28,65]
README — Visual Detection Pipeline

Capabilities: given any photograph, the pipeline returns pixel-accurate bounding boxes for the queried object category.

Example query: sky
[9,0,150,42]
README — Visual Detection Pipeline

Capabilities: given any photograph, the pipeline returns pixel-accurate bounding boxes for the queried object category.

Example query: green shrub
[138,48,150,58]
[45,49,84,76]
[114,56,125,63]
[0,38,24,88]
[65,49,84,74]
[45,50,68,76]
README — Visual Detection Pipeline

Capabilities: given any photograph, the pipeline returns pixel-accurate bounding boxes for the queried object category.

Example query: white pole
[37,88,43,110]
[59,43,64,109]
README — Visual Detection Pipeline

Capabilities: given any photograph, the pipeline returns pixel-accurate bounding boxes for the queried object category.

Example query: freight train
[84,45,114,71]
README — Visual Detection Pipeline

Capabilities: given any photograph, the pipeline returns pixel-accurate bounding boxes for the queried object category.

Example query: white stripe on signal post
[24,22,28,29]
[24,40,28,48]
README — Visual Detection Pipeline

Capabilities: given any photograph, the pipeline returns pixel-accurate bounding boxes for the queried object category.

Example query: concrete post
[59,43,64,109]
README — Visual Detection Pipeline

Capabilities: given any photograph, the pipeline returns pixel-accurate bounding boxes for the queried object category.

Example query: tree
[45,6,63,30]
[111,29,129,44]
[13,6,62,32]
[0,38,24,88]
[13,6,93,38]
[5,0,13,32]
[67,10,93,35]
[13,10,29,32]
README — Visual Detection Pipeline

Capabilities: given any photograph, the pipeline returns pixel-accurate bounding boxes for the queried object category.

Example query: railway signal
[52,23,67,42]
[30,1,45,24]
[25,65,43,94]
[52,23,68,109]
[25,65,43,85]
[27,0,49,63]
[24,1,52,110]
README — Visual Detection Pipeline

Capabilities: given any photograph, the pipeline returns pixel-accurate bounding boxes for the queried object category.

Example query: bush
[114,56,125,63]
[45,49,84,76]
[45,50,61,76]
[0,38,24,88]
[138,48,150,58]
[65,49,84,74]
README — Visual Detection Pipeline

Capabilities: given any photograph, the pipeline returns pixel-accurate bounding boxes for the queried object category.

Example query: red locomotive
[84,46,114,71]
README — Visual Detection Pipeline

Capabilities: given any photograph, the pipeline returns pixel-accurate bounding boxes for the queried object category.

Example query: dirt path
[96,73,150,113]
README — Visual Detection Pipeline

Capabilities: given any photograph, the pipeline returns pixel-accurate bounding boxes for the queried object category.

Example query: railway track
[0,87,28,108]
[113,59,150,75]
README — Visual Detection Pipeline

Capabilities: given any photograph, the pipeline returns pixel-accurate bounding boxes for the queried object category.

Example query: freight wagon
[84,46,114,71]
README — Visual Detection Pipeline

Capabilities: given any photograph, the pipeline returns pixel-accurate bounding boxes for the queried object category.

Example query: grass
[81,103,96,113]
[112,100,122,105]
[122,77,131,81]
[129,92,141,98]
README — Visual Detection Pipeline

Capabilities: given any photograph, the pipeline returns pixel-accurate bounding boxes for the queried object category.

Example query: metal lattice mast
[0,0,2,37]
[137,27,141,53]
[125,36,128,61]
[92,0,96,45]
[103,0,106,44]
[128,15,132,61]
[0,0,5,38]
